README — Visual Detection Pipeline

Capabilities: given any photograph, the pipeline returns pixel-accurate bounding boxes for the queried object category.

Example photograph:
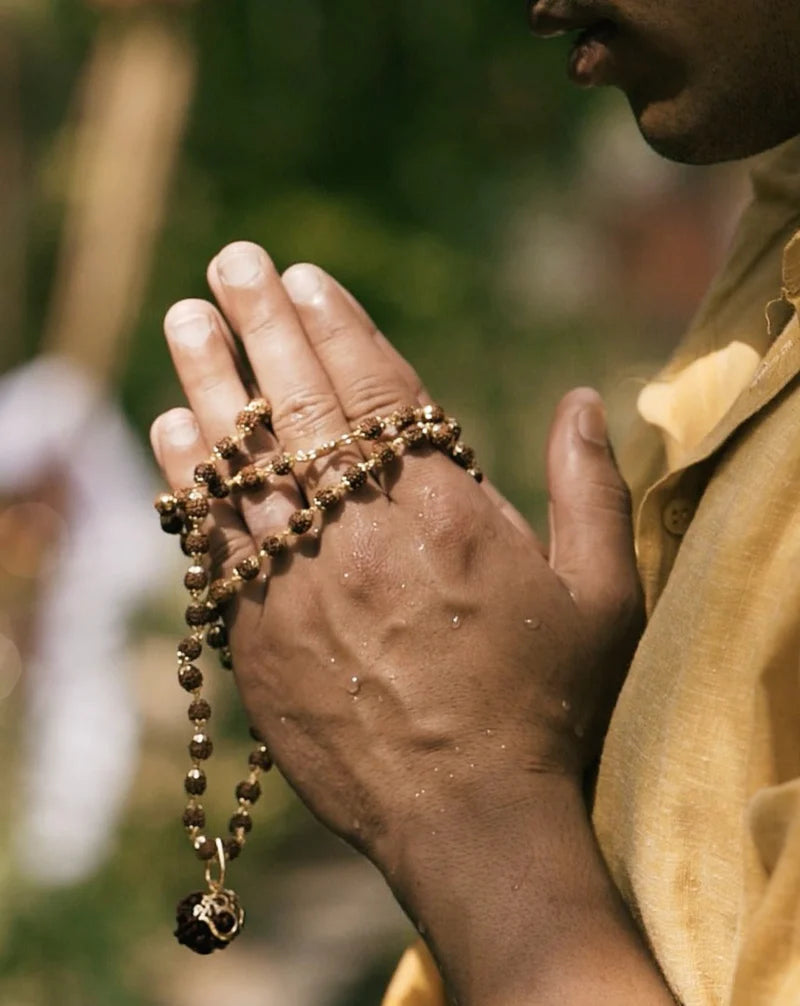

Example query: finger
[281,263,459,500]
[150,408,257,585]
[208,243,364,495]
[361,294,542,547]
[546,388,642,629]
[163,298,300,538]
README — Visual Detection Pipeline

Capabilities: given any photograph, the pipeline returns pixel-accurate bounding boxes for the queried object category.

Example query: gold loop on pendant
[204,837,227,891]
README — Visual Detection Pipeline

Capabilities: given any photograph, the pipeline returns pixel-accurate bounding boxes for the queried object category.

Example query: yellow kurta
[385,135,800,1006]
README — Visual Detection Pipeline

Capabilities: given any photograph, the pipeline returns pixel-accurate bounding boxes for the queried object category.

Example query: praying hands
[150,240,674,1004]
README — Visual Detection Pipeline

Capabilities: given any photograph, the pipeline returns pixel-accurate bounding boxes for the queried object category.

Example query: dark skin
[150,3,798,1001]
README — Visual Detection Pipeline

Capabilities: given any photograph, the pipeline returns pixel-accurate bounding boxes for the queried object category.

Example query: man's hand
[151,241,670,1004]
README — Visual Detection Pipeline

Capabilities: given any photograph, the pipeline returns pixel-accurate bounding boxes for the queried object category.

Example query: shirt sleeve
[382,941,446,1006]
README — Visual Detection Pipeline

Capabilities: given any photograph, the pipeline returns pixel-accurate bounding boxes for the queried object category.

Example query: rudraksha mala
[155,399,482,954]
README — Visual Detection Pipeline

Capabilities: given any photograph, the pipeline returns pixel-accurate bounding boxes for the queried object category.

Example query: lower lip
[568,22,619,87]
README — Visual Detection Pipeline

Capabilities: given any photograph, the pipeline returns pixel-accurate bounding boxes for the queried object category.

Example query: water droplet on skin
[433,766,439,773]
[330,656,336,664]
[417,542,426,552]
[455,746,461,753]
[561,699,572,712]
[485,728,494,737]
[574,724,586,738]
[524,617,542,631]
[469,762,475,769]
[418,922,427,936]
[347,676,361,696]
[511,883,520,893]
[451,614,461,629]
[371,521,379,530]
[500,744,506,750]
[280,716,287,725]
[400,582,407,590]
[447,772,454,780]
[414,791,421,799]
[353,819,361,831]
[417,512,424,519]
[430,830,437,837]
[342,572,350,582]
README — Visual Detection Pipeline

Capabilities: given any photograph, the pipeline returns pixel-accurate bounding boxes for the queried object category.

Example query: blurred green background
[0,1,748,1003]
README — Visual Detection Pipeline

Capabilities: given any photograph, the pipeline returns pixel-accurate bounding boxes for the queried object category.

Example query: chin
[626,87,800,166]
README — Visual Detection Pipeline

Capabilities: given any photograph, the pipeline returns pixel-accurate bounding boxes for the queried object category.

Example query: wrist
[380,771,671,1005]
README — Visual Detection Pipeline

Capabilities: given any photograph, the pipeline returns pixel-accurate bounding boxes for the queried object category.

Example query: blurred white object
[0,354,164,884]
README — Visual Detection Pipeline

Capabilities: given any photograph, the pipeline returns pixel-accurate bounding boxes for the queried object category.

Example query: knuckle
[344,371,405,421]
[569,477,633,521]
[423,489,480,549]
[271,388,342,439]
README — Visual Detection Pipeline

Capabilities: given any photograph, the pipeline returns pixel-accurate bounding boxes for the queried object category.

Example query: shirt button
[662,498,695,536]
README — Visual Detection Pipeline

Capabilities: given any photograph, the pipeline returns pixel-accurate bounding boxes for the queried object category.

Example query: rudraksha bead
[160,513,184,535]
[249,746,273,771]
[422,404,446,424]
[183,530,210,556]
[189,733,214,760]
[219,649,234,671]
[188,698,212,721]
[184,768,207,795]
[371,443,396,467]
[394,406,416,430]
[357,416,384,440]
[183,491,210,519]
[185,603,211,627]
[235,409,258,434]
[207,476,230,499]
[430,424,455,449]
[229,811,253,834]
[261,535,286,558]
[193,461,218,485]
[214,436,238,460]
[183,805,206,829]
[239,464,266,490]
[178,637,202,660]
[235,780,261,804]
[470,468,484,484]
[448,420,462,440]
[178,664,203,691]
[155,493,179,515]
[271,453,293,476]
[248,398,272,422]
[342,465,368,490]
[224,838,242,861]
[288,509,314,534]
[184,566,208,591]
[235,556,260,581]
[451,443,476,469]
[313,487,340,511]
[206,623,228,649]
[208,579,237,605]
[194,836,217,861]
[403,425,426,447]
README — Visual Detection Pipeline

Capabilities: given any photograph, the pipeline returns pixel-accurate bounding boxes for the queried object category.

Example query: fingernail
[163,411,200,448]
[577,404,607,447]
[283,264,322,303]
[217,244,263,287]
[166,309,213,349]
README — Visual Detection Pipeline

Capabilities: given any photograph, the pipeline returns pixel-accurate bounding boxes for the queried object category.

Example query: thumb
[546,387,641,627]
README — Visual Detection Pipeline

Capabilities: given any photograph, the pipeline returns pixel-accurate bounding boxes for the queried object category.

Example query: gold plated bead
[271,453,293,476]
[183,530,210,556]
[371,443,396,467]
[193,461,218,485]
[208,579,237,605]
[185,603,211,627]
[394,406,416,430]
[184,566,208,591]
[155,492,179,515]
[422,404,446,424]
[403,425,426,447]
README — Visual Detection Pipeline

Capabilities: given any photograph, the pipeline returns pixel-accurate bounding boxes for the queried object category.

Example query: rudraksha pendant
[174,888,245,954]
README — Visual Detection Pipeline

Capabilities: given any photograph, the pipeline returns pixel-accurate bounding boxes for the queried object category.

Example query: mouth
[528,1,622,86]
